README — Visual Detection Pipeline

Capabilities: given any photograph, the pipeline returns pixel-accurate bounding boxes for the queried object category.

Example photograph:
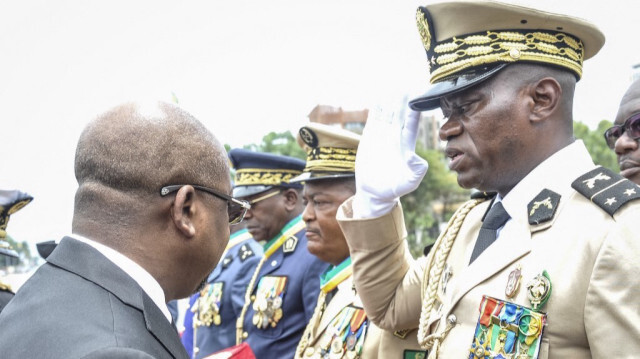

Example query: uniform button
[447,314,457,325]
[251,295,256,301]
[271,260,277,267]
[242,331,249,339]
[194,347,199,354]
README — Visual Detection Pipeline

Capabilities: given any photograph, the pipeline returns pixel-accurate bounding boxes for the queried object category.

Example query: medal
[505,264,522,298]
[526,270,552,310]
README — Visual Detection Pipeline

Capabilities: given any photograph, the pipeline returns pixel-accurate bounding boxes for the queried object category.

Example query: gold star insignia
[605,197,617,206]
[624,188,636,196]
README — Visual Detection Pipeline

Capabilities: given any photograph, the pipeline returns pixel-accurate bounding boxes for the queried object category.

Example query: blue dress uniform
[181,228,263,358]
[236,215,328,359]
[227,148,329,359]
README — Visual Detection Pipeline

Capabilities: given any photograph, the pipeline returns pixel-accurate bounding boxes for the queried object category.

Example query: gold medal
[213,313,221,326]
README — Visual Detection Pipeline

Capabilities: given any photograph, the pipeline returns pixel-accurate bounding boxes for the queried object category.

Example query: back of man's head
[72,101,230,299]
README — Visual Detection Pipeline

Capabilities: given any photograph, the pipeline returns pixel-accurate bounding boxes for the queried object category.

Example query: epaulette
[470,191,497,200]
[571,166,640,216]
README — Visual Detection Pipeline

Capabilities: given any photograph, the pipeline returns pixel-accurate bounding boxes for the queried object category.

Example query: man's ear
[282,188,299,211]
[170,185,197,238]
[529,77,562,123]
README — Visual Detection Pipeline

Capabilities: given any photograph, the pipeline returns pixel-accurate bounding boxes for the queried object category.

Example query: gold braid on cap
[416,8,585,83]
[235,168,302,186]
[304,147,356,173]
[428,30,584,83]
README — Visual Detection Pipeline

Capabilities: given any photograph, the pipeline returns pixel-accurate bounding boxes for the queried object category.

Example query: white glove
[352,107,429,218]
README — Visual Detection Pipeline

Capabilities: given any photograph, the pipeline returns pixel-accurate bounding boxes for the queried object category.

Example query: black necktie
[469,201,510,263]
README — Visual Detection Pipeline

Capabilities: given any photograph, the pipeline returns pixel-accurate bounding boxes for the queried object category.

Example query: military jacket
[237,215,328,359]
[337,141,640,358]
[182,229,263,358]
[296,274,425,359]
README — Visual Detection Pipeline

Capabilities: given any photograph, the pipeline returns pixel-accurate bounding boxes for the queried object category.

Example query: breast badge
[526,270,552,310]
[505,264,522,299]
[469,296,547,359]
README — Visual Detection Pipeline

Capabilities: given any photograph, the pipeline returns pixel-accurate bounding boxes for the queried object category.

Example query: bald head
[73,101,229,227]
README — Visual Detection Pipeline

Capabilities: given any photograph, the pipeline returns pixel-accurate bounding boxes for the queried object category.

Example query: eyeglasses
[246,190,282,205]
[160,185,250,225]
[604,113,640,149]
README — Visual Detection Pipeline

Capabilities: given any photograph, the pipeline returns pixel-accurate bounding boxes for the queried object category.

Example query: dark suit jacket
[0,237,189,359]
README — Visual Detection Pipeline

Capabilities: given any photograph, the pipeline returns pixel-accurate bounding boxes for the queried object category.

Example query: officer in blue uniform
[0,189,33,313]
[228,149,328,359]
[181,222,263,358]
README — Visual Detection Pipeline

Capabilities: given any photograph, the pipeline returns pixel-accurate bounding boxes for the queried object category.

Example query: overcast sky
[2,0,639,248]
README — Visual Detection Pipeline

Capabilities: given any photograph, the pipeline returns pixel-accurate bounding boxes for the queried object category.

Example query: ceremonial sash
[320,257,353,294]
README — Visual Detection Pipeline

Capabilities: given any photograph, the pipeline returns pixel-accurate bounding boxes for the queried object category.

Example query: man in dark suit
[0,101,247,358]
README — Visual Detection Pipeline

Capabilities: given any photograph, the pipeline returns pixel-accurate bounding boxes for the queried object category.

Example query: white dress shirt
[69,233,172,322]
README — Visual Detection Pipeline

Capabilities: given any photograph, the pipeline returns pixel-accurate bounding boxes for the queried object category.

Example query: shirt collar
[501,140,595,223]
[69,233,172,322]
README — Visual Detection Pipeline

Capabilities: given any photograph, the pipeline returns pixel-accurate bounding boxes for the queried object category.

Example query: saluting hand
[352,106,429,218]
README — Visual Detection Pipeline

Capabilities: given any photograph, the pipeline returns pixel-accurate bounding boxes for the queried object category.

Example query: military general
[337,1,640,358]
[292,121,425,359]
[229,149,328,359]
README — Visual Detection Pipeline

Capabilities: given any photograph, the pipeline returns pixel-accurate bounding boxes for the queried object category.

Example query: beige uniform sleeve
[337,197,424,331]
[584,207,640,358]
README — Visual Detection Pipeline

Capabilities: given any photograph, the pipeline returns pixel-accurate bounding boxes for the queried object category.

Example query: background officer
[292,122,425,359]
[181,220,263,358]
[337,1,640,358]
[228,149,328,359]
[605,79,640,185]
[0,189,33,313]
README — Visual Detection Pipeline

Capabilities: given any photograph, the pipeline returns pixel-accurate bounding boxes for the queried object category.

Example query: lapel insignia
[505,264,522,299]
[526,270,552,310]
[222,254,233,269]
[572,166,640,216]
[283,236,298,253]
[239,244,254,262]
[582,172,611,189]
[527,189,560,225]
[393,328,410,339]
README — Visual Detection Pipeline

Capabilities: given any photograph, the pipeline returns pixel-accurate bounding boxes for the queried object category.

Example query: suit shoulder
[81,347,156,359]
[571,166,640,216]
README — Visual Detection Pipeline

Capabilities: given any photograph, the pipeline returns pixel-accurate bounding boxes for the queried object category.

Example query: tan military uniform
[337,142,640,358]
[296,275,424,359]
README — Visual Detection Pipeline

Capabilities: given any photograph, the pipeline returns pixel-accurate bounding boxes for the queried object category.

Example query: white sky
[2,0,639,249]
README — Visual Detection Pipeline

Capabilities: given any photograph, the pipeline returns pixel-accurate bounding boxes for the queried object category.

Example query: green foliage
[242,131,307,160]
[401,147,470,257]
[573,120,618,172]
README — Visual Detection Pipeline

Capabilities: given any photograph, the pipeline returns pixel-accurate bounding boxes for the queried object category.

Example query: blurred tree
[242,131,307,160]
[401,147,470,257]
[573,120,618,171]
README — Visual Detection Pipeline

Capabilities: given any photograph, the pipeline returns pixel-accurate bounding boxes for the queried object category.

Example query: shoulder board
[470,191,497,200]
[571,166,640,216]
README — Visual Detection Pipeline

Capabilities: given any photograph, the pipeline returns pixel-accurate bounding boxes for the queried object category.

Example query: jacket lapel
[47,237,188,359]
[142,294,189,359]
[448,216,532,309]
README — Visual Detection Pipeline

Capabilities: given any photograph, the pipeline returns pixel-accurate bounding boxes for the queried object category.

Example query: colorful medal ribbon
[192,282,224,328]
[320,257,353,294]
[252,275,287,329]
[262,214,305,258]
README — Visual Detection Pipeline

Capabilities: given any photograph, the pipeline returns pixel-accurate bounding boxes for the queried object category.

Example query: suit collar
[47,237,188,359]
